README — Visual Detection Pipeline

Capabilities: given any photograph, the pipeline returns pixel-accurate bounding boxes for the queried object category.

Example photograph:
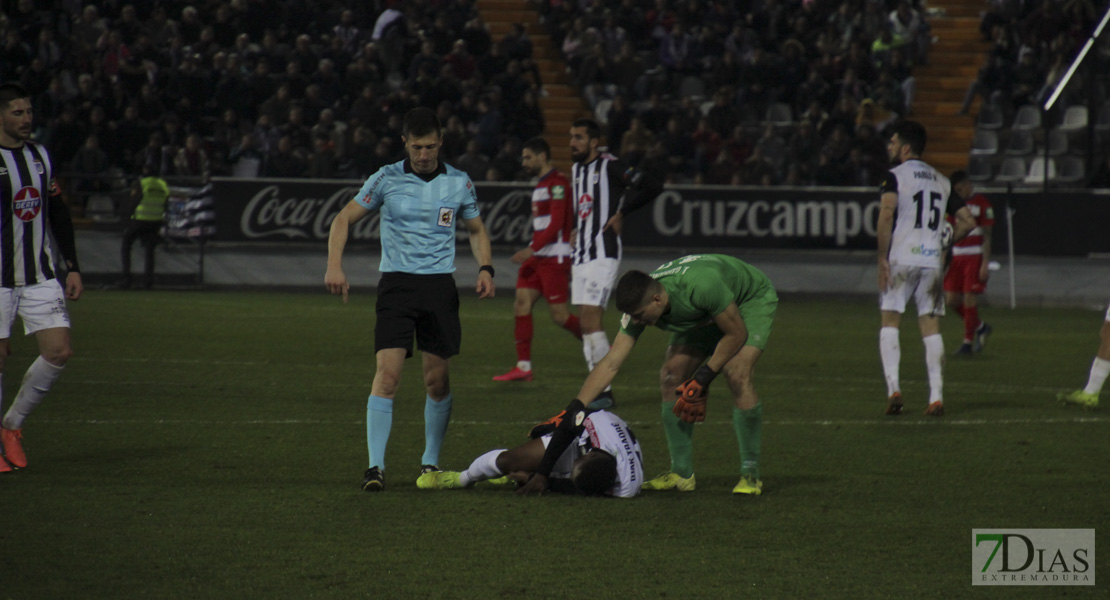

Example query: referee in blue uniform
[326,107,495,492]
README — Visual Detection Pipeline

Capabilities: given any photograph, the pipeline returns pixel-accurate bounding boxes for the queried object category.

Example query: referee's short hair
[522,136,550,159]
[572,118,601,142]
[403,106,441,139]
[0,83,30,110]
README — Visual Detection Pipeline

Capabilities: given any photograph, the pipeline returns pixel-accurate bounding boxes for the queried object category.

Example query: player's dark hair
[0,83,30,110]
[522,136,550,159]
[402,106,441,139]
[571,450,617,495]
[890,120,926,156]
[571,118,601,141]
[614,270,661,314]
[950,170,968,186]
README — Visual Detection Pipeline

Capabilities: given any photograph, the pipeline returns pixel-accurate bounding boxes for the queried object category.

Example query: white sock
[2,357,64,430]
[459,449,506,487]
[923,334,944,403]
[1084,357,1110,395]
[879,327,901,397]
[516,360,532,371]
[584,331,612,392]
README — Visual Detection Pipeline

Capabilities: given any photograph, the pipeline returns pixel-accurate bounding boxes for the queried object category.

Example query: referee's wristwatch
[479,265,495,277]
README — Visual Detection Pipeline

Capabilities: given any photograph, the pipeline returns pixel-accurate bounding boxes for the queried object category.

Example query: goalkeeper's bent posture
[572,254,777,495]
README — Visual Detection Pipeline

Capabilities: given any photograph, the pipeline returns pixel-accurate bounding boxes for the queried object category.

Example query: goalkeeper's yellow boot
[1058,390,1099,409]
[732,475,763,496]
[643,472,696,491]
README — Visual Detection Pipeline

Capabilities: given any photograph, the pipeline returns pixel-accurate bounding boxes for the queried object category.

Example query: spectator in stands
[619,116,656,167]
[738,147,775,186]
[70,134,111,195]
[454,139,490,182]
[661,116,695,178]
[444,39,477,83]
[889,1,931,65]
[474,96,503,157]
[46,105,86,168]
[264,134,306,178]
[228,132,265,178]
[958,53,1013,115]
[308,134,339,179]
[605,94,633,153]
[174,133,210,181]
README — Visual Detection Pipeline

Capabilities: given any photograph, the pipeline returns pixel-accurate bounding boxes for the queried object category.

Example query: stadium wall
[211,178,1110,257]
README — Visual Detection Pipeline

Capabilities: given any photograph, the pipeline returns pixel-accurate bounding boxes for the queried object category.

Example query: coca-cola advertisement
[209,177,1106,256]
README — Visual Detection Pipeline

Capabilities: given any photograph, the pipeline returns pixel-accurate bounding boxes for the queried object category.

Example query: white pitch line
[34,417,1110,426]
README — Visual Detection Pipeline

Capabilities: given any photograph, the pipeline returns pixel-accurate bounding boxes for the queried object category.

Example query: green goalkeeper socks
[661,401,695,478]
[733,403,763,480]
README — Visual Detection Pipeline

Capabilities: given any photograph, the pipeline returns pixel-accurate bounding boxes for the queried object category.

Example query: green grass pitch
[3,290,1108,599]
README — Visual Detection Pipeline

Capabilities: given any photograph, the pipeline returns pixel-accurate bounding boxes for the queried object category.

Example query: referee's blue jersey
[354,159,480,274]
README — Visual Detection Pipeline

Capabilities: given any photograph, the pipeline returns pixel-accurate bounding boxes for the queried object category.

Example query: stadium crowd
[4,0,1108,200]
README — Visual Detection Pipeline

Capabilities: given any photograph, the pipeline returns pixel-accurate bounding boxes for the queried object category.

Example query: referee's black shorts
[375,272,461,359]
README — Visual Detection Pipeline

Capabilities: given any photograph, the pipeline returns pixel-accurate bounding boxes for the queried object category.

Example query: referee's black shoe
[362,467,384,492]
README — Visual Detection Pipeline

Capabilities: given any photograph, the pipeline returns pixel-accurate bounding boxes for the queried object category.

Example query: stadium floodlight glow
[1044,7,1110,112]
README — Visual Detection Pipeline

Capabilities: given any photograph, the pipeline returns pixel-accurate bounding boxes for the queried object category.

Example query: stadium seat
[1004,129,1034,156]
[1023,157,1056,184]
[994,157,1026,183]
[766,102,793,133]
[969,129,998,155]
[967,155,993,182]
[1045,128,1068,156]
[1012,104,1042,131]
[594,98,612,126]
[1056,105,1088,135]
[976,103,1005,130]
[1055,156,1085,184]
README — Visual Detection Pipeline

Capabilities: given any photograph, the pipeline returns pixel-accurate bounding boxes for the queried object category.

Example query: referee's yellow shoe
[643,472,696,492]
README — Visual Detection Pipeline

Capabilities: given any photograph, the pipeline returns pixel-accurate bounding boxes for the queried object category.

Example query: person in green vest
[529,254,777,496]
[119,166,169,289]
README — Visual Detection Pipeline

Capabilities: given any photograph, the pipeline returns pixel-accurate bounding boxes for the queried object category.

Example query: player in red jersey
[944,170,994,355]
[493,137,582,382]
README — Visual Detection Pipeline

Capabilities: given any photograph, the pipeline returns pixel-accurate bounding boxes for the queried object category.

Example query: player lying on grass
[417,402,644,498]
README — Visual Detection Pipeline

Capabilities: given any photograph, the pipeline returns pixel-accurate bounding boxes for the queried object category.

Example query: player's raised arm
[326,200,370,303]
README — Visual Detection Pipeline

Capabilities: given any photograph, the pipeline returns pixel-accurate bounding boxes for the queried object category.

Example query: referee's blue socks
[421,393,453,467]
[367,395,393,470]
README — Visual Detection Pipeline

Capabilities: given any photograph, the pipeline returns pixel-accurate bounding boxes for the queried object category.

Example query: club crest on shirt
[577,194,593,219]
[33,161,43,175]
[438,207,454,227]
[13,187,41,221]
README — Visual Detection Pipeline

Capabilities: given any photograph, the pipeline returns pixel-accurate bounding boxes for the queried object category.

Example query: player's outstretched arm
[576,331,635,402]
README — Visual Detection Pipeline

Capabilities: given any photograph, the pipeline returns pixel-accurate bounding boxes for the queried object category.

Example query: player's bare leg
[1,327,73,469]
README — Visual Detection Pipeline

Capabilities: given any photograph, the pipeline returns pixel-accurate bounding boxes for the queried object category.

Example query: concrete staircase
[475,0,593,173]
[911,1,992,177]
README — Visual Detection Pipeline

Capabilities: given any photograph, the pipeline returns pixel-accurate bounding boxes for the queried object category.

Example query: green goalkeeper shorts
[669,286,778,353]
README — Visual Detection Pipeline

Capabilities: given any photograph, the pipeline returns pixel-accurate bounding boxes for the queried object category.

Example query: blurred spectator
[308,135,339,179]
[454,139,490,182]
[619,116,656,166]
[500,23,533,61]
[264,135,306,178]
[228,133,265,178]
[605,94,633,152]
[70,134,111,194]
[958,54,1013,115]
[174,133,211,181]
[46,105,87,167]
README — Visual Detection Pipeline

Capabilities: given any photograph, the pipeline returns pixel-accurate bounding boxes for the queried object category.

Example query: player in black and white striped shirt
[568,119,663,409]
[0,83,83,472]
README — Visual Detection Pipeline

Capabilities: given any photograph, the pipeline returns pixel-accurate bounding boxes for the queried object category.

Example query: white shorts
[0,280,71,338]
[880,264,945,317]
[571,258,620,308]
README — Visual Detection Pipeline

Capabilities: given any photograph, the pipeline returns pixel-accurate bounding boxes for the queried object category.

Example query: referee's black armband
[535,399,586,477]
[479,265,495,277]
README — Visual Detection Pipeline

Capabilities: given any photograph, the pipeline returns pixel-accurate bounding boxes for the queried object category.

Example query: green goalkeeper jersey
[620,254,776,339]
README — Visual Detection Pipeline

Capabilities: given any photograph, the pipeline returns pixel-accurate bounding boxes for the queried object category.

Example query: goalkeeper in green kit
[569,254,777,495]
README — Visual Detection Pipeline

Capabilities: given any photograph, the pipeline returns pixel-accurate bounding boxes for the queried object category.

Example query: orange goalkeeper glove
[673,365,717,423]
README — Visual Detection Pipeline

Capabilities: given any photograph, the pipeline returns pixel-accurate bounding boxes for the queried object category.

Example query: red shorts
[944,254,986,294]
[516,256,571,304]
